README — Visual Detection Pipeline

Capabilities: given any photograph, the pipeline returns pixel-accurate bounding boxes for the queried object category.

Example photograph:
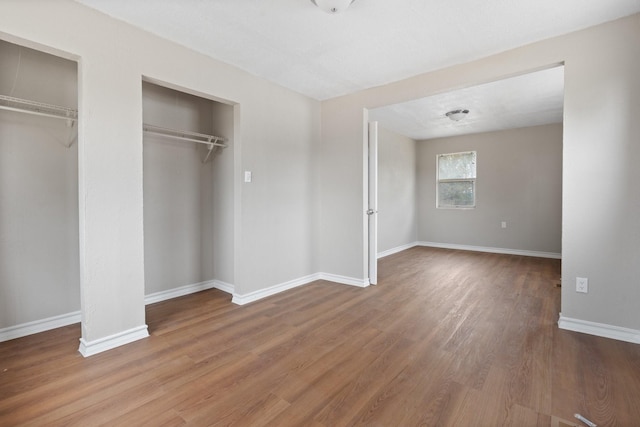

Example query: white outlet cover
[576,277,588,293]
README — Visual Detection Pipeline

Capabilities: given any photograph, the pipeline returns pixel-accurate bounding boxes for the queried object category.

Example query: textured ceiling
[76,0,640,101]
[369,66,565,140]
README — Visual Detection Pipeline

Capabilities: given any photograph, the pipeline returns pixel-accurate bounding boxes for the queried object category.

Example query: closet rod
[0,94,77,123]
[143,124,227,148]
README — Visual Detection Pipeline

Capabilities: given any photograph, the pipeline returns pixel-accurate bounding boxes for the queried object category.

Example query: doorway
[367,65,564,283]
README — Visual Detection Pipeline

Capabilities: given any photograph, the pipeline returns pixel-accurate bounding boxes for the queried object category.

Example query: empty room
[1,1,639,425]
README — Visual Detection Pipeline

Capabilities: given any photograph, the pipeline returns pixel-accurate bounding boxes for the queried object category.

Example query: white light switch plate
[244,171,252,183]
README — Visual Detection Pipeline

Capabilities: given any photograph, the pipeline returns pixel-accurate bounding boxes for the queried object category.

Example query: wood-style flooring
[1,247,640,426]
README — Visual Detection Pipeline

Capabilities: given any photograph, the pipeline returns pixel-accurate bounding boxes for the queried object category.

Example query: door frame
[367,121,378,285]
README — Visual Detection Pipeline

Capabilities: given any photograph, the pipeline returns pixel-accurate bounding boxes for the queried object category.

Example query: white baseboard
[0,310,81,343]
[232,273,322,305]
[78,325,149,357]
[2,272,363,345]
[418,241,561,259]
[558,314,640,344]
[1,279,232,344]
[231,272,369,305]
[144,279,234,305]
[212,279,234,295]
[317,272,369,288]
[378,242,419,259]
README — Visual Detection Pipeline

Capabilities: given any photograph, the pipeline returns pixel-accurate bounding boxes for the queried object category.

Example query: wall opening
[369,65,564,259]
[0,39,80,341]
[141,81,234,318]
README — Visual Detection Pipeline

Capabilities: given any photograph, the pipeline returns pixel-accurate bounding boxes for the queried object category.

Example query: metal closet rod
[143,124,227,147]
[1,95,228,159]
[143,124,228,164]
[0,94,78,122]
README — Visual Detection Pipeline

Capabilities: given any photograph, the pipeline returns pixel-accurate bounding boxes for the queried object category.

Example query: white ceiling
[76,0,640,101]
[369,66,565,140]
[75,0,638,139]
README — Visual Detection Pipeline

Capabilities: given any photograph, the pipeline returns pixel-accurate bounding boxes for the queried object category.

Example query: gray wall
[210,101,235,286]
[319,14,640,332]
[0,40,79,328]
[1,0,320,345]
[377,126,417,254]
[142,82,233,295]
[417,124,563,254]
[2,2,639,344]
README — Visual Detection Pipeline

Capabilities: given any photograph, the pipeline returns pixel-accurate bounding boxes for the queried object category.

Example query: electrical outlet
[576,277,588,293]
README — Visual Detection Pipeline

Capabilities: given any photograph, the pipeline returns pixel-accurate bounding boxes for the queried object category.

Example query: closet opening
[0,39,80,342]
[142,80,235,324]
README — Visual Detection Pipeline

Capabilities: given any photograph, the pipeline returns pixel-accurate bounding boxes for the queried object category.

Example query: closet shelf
[143,124,227,163]
[0,94,78,124]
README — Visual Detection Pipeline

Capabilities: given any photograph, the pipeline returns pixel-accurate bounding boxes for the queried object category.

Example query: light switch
[244,171,252,183]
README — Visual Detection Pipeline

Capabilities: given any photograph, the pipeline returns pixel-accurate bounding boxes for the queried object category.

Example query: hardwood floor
[2,247,639,426]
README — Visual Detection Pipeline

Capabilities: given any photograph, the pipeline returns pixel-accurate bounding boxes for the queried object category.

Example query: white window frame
[436,151,477,209]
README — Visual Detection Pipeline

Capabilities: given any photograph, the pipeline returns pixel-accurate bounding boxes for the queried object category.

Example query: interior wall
[142,82,220,295]
[417,123,563,254]
[319,14,640,332]
[0,0,320,345]
[210,101,235,286]
[318,102,366,279]
[0,40,79,329]
[377,126,417,254]
[236,92,318,295]
[561,15,640,329]
[4,1,636,348]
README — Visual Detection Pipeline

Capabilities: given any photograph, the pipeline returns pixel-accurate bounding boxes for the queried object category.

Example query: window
[437,151,476,208]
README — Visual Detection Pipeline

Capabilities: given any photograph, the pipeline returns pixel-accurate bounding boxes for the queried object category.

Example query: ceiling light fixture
[310,0,356,14]
[445,109,470,121]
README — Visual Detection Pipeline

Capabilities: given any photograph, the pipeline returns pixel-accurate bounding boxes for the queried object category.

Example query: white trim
[378,242,419,259]
[318,272,370,288]
[231,272,369,306]
[0,310,81,343]
[418,241,561,259]
[78,325,149,357]
[3,272,364,344]
[144,279,234,305]
[232,274,321,305]
[558,314,640,344]
[0,280,235,343]
[212,280,234,295]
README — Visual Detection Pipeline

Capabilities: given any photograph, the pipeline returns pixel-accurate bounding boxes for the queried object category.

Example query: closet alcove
[142,81,234,308]
[0,39,80,339]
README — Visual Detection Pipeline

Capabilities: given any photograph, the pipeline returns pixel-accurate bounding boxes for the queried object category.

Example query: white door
[368,121,378,285]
